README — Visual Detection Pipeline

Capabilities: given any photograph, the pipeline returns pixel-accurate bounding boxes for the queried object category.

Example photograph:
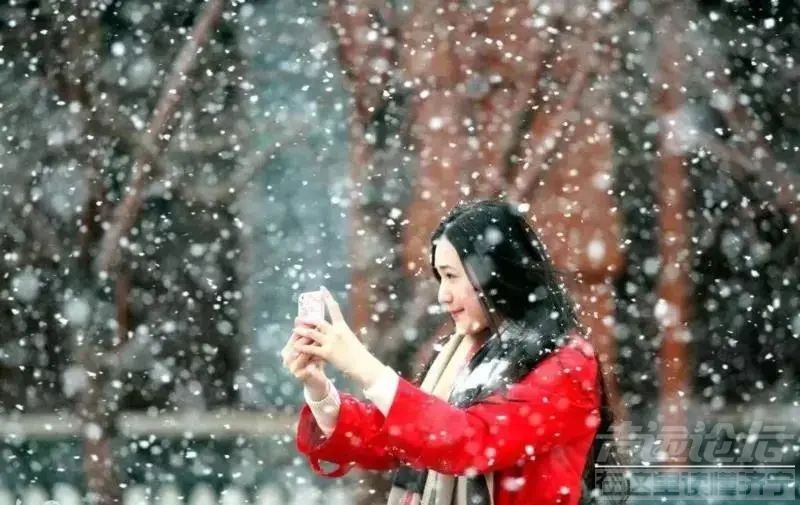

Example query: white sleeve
[303,379,341,437]
[362,366,400,417]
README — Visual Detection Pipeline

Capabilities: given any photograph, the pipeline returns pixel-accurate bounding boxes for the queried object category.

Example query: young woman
[282,199,628,505]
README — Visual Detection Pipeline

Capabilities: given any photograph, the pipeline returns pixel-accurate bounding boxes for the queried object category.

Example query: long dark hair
[429,199,628,505]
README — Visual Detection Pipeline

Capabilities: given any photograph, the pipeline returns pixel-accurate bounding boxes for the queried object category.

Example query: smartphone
[297,290,325,321]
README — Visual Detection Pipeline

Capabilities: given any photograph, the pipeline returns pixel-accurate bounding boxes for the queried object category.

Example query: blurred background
[0,0,798,504]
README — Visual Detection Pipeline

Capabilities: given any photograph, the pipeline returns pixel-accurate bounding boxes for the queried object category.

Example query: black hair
[429,199,628,505]
[430,199,576,330]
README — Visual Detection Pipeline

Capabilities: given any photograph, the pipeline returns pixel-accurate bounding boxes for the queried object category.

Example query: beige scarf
[386,332,495,505]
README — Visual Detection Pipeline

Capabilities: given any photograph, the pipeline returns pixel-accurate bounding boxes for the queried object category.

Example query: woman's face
[433,237,489,335]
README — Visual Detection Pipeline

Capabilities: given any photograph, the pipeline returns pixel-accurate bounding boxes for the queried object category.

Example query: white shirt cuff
[362,366,400,417]
[304,379,340,437]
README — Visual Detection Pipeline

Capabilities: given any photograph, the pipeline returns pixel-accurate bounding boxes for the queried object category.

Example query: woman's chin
[455,320,482,336]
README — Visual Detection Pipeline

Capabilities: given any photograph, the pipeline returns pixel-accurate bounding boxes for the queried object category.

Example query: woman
[283,200,628,505]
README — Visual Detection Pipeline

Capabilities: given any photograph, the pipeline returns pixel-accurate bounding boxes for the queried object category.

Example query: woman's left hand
[293,287,386,388]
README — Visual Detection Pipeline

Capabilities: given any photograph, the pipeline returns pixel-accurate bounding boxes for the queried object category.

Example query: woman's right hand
[281,333,329,400]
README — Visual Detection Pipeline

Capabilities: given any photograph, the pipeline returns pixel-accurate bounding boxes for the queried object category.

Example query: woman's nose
[437,284,452,305]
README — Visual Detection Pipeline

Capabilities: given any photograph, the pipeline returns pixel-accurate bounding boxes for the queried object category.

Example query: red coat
[296,337,600,505]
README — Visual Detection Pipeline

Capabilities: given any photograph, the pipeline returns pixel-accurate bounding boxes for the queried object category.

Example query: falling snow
[0,0,798,503]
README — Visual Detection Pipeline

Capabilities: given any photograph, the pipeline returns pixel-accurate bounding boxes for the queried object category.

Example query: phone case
[298,291,325,320]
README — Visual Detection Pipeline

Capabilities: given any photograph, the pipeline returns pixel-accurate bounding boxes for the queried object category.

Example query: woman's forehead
[433,238,459,263]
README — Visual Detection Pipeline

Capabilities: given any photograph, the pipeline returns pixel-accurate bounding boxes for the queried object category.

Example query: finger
[284,349,318,368]
[284,334,316,361]
[282,331,302,351]
[295,317,331,331]
[281,332,301,355]
[284,335,322,365]
[295,343,326,359]
[291,361,312,380]
[320,286,344,323]
[294,325,328,345]
[281,345,294,365]
[295,318,324,331]
[289,354,311,374]
[291,351,313,368]
[290,348,318,370]
[296,361,323,381]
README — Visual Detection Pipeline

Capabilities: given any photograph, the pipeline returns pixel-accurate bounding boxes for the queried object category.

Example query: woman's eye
[445,273,456,279]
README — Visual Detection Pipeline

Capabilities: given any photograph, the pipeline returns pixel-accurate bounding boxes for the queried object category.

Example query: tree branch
[148,0,226,150]
[683,2,795,203]
[698,134,800,231]
[178,127,304,205]
[88,97,167,176]
[96,0,225,274]
[509,32,599,201]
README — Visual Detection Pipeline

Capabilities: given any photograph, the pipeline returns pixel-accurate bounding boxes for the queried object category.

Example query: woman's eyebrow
[435,264,455,271]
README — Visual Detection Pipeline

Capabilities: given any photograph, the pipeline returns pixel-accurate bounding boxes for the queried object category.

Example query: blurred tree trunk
[517,28,629,433]
[653,8,691,464]
[39,1,226,503]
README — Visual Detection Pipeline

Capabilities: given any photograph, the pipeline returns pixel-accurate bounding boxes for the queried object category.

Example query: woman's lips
[451,309,464,317]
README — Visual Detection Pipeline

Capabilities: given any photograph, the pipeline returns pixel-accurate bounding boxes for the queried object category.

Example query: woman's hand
[293,287,386,388]
[281,333,328,400]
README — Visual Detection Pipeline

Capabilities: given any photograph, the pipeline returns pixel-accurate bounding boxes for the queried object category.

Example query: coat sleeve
[375,347,600,476]
[296,390,399,477]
